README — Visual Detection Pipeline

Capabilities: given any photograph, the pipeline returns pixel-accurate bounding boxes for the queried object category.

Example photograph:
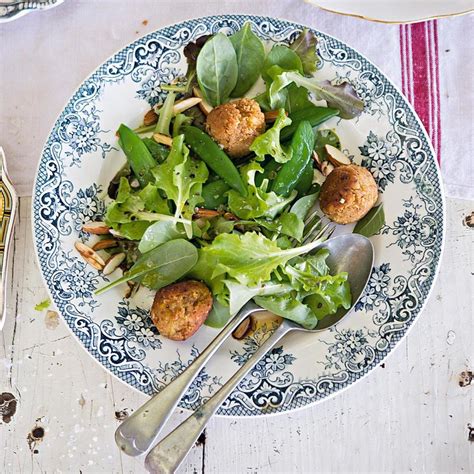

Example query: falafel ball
[319,164,378,225]
[151,280,212,341]
[205,98,265,158]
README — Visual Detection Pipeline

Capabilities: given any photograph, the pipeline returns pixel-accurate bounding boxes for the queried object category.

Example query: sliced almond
[325,145,351,167]
[223,212,238,221]
[82,221,111,235]
[152,133,173,147]
[321,161,335,177]
[192,86,213,115]
[312,150,323,171]
[193,208,221,219]
[125,281,139,299]
[103,253,126,276]
[173,97,202,115]
[109,229,125,239]
[92,239,118,251]
[143,109,158,126]
[264,110,287,122]
[232,317,251,340]
[75,242,106,270]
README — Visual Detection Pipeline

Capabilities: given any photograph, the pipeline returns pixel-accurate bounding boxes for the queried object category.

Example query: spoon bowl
[145,233,374,473]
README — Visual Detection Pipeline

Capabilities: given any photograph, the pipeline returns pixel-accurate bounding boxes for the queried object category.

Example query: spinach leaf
[353,204,385,237]
[95,239,198,295]
[229,22,265,97]
[249,109,292,163]
[138,221,186,254]
[289,28,318,75]
[290,190,319,221]
[196,33,238,106]
[183,34,212,91]
[268,68,364,119]
[262,44,303,82]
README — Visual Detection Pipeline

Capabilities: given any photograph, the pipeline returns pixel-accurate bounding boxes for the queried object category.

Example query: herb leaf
[196,33,238,106]
[353,204,385,237]
[229,22,265,97]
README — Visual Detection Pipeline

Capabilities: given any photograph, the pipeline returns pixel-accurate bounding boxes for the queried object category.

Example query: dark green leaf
[353,204,385,237]
[95,239,198,294]
[229,22,265,97]
[262,45,303,82]
[196,33,238,106]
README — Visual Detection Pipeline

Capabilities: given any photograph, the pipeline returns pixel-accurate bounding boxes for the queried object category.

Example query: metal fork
[115,212,335,457]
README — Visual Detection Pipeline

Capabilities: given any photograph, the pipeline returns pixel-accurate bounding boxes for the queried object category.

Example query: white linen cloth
[0,0,472,199]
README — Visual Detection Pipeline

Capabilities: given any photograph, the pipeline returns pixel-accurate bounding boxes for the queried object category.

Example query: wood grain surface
[0,197,472,473]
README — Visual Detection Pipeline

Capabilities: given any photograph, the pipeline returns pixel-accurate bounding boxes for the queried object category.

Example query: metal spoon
[144,233,374,473]
[116,217,334,457]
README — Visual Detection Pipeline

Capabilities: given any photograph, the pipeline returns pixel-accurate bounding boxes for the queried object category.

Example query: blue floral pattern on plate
[32,15,444,417]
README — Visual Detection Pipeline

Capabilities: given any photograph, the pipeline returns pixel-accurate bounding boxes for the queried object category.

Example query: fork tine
[301,221,336,245]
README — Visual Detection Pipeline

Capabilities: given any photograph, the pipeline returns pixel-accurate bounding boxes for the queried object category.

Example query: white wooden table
[0,1,473,472]
[1,197,472,473]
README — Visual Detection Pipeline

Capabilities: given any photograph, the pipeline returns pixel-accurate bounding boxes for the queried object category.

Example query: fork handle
[144,320,292,474]
[115,301,263,456]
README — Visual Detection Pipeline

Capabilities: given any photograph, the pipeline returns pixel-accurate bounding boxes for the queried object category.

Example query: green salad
[82,24,376,339]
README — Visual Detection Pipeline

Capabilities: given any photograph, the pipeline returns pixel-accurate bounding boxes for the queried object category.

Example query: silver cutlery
[144,233,374,473]
[115,213,335,457]
[0,148,18,331]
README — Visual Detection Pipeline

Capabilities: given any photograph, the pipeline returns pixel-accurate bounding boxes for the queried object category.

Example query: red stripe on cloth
[399,21,441,163]
[432,21,442,163]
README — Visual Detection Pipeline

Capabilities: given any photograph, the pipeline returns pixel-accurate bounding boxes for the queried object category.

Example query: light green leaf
[227,161,297,219]
[249,109,292,163]
[34,298,51,312]
[152,134,208,237]
[202,232,326,286]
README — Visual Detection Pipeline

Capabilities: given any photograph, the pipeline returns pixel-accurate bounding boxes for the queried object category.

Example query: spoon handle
[145,321,292,474]
[115,301,263,456]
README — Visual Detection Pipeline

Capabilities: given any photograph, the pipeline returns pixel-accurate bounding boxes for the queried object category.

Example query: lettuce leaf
[152,134,208,237]
[227,161,297,219]
[254,293,317,330]
[201,231,327,286]
[289,28,318,75]
[249,109,292,163]
[268,67,364,119]
[105,177,170,240]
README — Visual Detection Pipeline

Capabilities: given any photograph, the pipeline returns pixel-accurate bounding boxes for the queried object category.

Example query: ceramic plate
[32,15,445,417]
[0,0,63,23]
[305,0,473,24]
